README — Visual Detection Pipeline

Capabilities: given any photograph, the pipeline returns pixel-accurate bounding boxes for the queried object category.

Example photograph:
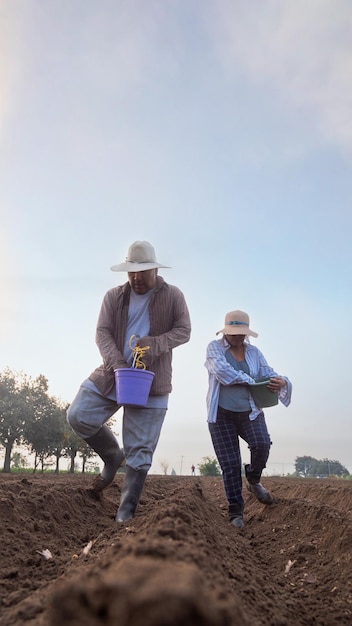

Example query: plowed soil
[0,473,351,625]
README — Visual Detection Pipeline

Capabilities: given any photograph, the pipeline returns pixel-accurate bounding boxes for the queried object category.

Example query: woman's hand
[268,377,286,392]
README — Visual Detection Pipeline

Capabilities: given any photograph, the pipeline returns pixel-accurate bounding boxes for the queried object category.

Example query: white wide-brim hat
[216,310,258,337]
[111,241,171,272]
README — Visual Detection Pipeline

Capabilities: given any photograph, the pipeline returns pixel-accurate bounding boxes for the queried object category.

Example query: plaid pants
[209,406,272,506]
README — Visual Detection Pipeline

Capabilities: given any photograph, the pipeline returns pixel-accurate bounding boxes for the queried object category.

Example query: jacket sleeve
[95,291,128,370]
[137,288,191,366]
[250,347,292,406]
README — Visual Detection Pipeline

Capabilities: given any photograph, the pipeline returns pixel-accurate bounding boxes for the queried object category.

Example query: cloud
[208,0,352,151]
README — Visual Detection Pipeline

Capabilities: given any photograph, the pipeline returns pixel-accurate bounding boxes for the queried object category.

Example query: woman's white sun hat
[216,310,258,338]
[111,241,171,272]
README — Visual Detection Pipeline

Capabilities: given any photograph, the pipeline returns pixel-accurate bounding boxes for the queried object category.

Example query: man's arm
[95,291,128,370]
[137,288,191,366]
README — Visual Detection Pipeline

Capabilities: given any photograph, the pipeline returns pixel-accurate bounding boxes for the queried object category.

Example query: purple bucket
[115,368,155,407]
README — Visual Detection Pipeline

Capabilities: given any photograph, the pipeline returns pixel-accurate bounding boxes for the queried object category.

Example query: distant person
[67,241,191,522]
[205,310,292,529]
[191,464,196,476]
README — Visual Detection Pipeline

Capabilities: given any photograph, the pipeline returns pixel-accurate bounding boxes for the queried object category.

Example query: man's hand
[136,336,154,367]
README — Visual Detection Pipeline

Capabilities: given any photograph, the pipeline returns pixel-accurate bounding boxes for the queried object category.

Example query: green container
[249,379,278,408]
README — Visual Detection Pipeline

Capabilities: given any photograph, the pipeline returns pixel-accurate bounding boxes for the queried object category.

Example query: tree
[62,426,80,473]
[50,402,72,473]
[22,375,58,473]
[0,369,35,472]
[316,458,349,477]
[0,368,77,474]
[79,438,97,473]
[294,456,316,478]
[295,455,349,478]
[198,456,221,476]
[11,451,28,470]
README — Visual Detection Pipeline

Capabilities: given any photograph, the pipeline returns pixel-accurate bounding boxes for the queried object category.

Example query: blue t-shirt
[218,349,251,412]
[123,289,154,364]
[122,288,168,409]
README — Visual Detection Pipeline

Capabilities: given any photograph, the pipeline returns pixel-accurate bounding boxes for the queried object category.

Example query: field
[0,472,351,625]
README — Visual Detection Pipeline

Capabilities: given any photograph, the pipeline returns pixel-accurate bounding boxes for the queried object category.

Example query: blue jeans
[209,406,272,506]
[67,380,166,471]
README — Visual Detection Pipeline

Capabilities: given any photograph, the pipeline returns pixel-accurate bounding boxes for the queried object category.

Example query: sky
[1,1,352,476]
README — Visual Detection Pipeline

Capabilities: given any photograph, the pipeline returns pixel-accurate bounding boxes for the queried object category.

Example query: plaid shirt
[205,337,292,423]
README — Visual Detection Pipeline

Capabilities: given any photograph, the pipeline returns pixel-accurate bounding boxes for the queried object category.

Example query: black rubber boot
[244,464,273,505]
[86,425,125,493]
[229,502,245,529]
[115,466,148,522]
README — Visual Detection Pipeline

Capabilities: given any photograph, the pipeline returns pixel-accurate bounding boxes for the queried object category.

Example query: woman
[205,310,292,529]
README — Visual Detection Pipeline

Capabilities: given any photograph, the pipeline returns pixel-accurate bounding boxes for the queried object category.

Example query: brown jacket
[89,276,191,397]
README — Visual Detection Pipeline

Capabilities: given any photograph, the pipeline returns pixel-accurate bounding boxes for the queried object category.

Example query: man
[67,241,191,522]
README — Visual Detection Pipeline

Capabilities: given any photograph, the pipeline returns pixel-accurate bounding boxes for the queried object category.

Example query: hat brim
[216,326,258,338]
[111,262,171,272]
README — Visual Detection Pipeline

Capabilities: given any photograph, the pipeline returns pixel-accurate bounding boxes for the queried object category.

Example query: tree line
[0,368,100,474]
[2,368,349,478]
[294,455,349,478]
[197,456,350,478]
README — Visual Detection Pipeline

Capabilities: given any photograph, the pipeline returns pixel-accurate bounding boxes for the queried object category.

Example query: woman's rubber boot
[86,425,125,493]
[115,466,148,522]
[244,463,273,505]
[229,502,245,529]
